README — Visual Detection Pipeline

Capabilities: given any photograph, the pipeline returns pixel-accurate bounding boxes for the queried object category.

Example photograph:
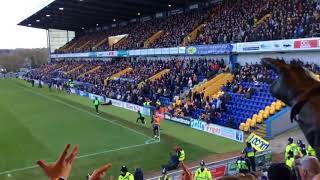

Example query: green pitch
[0,79,243,180]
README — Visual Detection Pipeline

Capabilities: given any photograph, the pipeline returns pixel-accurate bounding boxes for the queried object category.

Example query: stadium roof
[18,0,205,31]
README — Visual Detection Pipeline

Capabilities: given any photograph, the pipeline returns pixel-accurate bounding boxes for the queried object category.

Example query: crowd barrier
[148,150,272,180]
[164,113,244,143]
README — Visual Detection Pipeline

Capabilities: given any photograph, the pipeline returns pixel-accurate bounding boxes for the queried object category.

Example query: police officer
[285,151,295,169]
[143,100,150,107]
[194,160,213,180]
[156,99,161,108]
[297,140,307,157]
[307,145,316,157]
[159,168,170,180]
[118,166,134,180]
[243,142,256,171]
[285,137,298,159]
[236,153,251,174]
[175,146,185,162]
[93,97,100,114]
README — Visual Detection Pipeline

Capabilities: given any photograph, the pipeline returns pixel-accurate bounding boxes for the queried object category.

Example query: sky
[0,0,49,49]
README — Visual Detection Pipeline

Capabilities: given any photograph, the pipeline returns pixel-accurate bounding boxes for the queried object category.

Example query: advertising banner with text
[190,119,244,142]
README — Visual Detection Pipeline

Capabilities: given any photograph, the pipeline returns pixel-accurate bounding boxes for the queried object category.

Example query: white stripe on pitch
[0,141,159,175]
[16,84,152,140]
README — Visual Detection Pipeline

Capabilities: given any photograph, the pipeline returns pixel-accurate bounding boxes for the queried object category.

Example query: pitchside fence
[148,150,272,180]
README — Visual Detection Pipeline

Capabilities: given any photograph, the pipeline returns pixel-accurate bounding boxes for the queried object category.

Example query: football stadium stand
[17,0,320,179]
[20,0,320,53]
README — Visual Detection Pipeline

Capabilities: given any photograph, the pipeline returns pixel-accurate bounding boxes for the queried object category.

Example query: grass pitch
[0,79,243,180]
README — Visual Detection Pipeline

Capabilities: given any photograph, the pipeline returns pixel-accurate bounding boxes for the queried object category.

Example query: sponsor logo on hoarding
[117,50,129,57]
[190,119,206,131]
[210,166,226,178]
[274,43,280,48]
[294,39,318,49]
[246,133,269,152]
[260,43,271,50]
[79,91,88,97]
[241,43,260,51]
[165,114,190,125]
[191,119,244,142]
[282,41,292,48]
[187,46,197,55]
[111,99,123,108]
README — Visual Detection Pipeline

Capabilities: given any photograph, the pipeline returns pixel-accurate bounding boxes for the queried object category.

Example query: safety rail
[147,150,272,180]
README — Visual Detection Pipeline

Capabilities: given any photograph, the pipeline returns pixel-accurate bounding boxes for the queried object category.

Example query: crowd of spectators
[149,8,210,48]
[194,0,320,45]
[55,0,320,54]
[27,58,225,107]
[27,58,320,131]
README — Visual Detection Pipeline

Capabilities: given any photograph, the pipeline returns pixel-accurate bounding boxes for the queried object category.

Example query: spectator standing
[118,166,134,180]
[194,160,213,180]
[236,153,251,174]
[176,146,186,162]
[243,142,256,172]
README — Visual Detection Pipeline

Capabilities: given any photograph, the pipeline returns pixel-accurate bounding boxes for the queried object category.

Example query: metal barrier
[147,150,272,180]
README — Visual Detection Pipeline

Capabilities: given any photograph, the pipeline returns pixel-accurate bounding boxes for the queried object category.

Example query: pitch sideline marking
[0,82,160,175]
[15,83,152,140]
[0,141,159,176]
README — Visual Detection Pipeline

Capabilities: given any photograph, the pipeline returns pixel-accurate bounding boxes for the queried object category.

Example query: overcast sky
[0,0,48,49]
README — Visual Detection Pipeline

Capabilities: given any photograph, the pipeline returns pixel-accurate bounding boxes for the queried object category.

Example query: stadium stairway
[144,31,163,48]
[254,124,267,139]
[192,73,224,93]
[94,37,108,50]
[78,40,91,51]
[254,13,272,27]
[182,24,205,46]
[109,67,133,80]
[148,69,170,81]
[64,64,84,75]
[54,65,68,72]
[78,66,101,78]
[113,36,128,49]
[138,69,170,88]
[204,74,233,99]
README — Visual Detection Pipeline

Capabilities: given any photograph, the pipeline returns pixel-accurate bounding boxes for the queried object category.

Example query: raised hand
[37,144,79,179]
[88,163,112,180]
[180,162,193,180]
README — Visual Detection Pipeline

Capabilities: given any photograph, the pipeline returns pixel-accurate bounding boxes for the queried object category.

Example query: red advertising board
[294,39,318,49]
[210,165,226,178]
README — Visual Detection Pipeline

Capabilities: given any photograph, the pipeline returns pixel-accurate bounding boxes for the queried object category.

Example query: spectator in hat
[118,166,134,180]
[194,160,213,180]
